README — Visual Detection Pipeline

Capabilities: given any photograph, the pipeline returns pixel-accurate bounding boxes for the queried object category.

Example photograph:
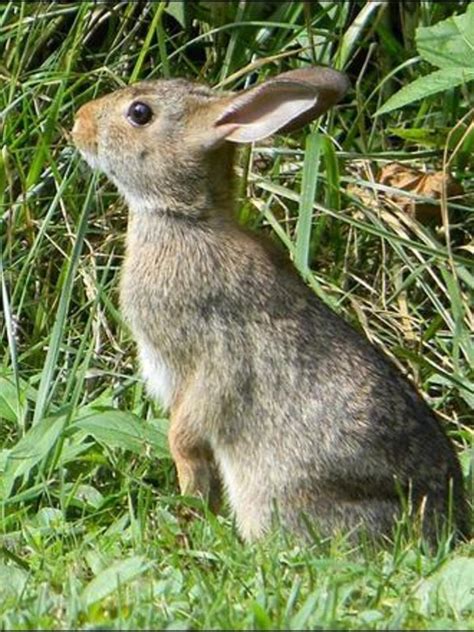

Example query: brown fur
[72,69,469,544]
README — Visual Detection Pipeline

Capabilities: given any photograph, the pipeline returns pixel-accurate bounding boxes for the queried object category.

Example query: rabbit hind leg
[168,397,222,513]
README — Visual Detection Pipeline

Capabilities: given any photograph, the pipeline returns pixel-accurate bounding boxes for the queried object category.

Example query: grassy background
[1,1,473,629]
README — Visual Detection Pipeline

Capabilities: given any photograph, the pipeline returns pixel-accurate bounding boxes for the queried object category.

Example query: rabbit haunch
[72,67,469,544]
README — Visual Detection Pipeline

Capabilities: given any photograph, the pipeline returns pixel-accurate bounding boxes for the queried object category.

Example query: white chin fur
[78,150,158,213]
[78,148,102,171]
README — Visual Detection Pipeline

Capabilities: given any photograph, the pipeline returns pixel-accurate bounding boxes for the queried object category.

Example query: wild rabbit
[72,67,469,543]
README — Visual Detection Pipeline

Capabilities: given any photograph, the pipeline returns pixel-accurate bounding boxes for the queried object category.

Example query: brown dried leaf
[377,162,464,224]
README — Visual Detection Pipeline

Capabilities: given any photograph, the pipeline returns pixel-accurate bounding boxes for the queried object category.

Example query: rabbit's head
[72,68,349,215]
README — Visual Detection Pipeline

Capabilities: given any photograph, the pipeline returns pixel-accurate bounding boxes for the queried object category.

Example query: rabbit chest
[119,244,182,411]
[120,265,177,409]
[120,221,216,410]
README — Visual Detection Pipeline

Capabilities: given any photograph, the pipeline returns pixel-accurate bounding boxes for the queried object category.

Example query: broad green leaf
[0,414,66,499]
[378,5,474,115]
[85,550,108,577]
[376,68,474,115]
[358,610,385,625]
[165,1,187,28]
[387,125,473,150]
[0,375,21,423]
[80,555,151,609]
[36,507,65,528]
[72,409,170,458]
[415,557,474,615]
[417,4,474,70]
[0,565,28,598]
[63,483,105,510]
[57,439,93,466]
[0,372,37,424]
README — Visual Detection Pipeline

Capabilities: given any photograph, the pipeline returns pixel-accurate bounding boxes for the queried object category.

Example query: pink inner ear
[215,85,318,144]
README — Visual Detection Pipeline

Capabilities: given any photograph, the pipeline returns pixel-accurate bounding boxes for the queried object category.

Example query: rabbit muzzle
[72,101,100,163]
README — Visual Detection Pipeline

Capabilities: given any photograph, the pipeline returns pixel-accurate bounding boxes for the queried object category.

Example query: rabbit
[72,67,470,544]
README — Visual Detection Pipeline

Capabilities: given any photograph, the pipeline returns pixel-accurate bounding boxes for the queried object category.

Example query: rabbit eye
[127,101,153,127]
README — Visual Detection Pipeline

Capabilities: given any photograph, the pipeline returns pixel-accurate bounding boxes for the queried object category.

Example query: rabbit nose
[72,102,98,152]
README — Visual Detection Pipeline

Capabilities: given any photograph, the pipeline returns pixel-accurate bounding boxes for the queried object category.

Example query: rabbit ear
[213,67,350,144]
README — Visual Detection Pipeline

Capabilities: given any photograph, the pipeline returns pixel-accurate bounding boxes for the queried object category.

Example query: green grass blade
[295,132,323,273]
[32,173,95,425]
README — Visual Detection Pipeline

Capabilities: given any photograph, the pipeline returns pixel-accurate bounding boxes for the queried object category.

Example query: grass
[0,1,473,629]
